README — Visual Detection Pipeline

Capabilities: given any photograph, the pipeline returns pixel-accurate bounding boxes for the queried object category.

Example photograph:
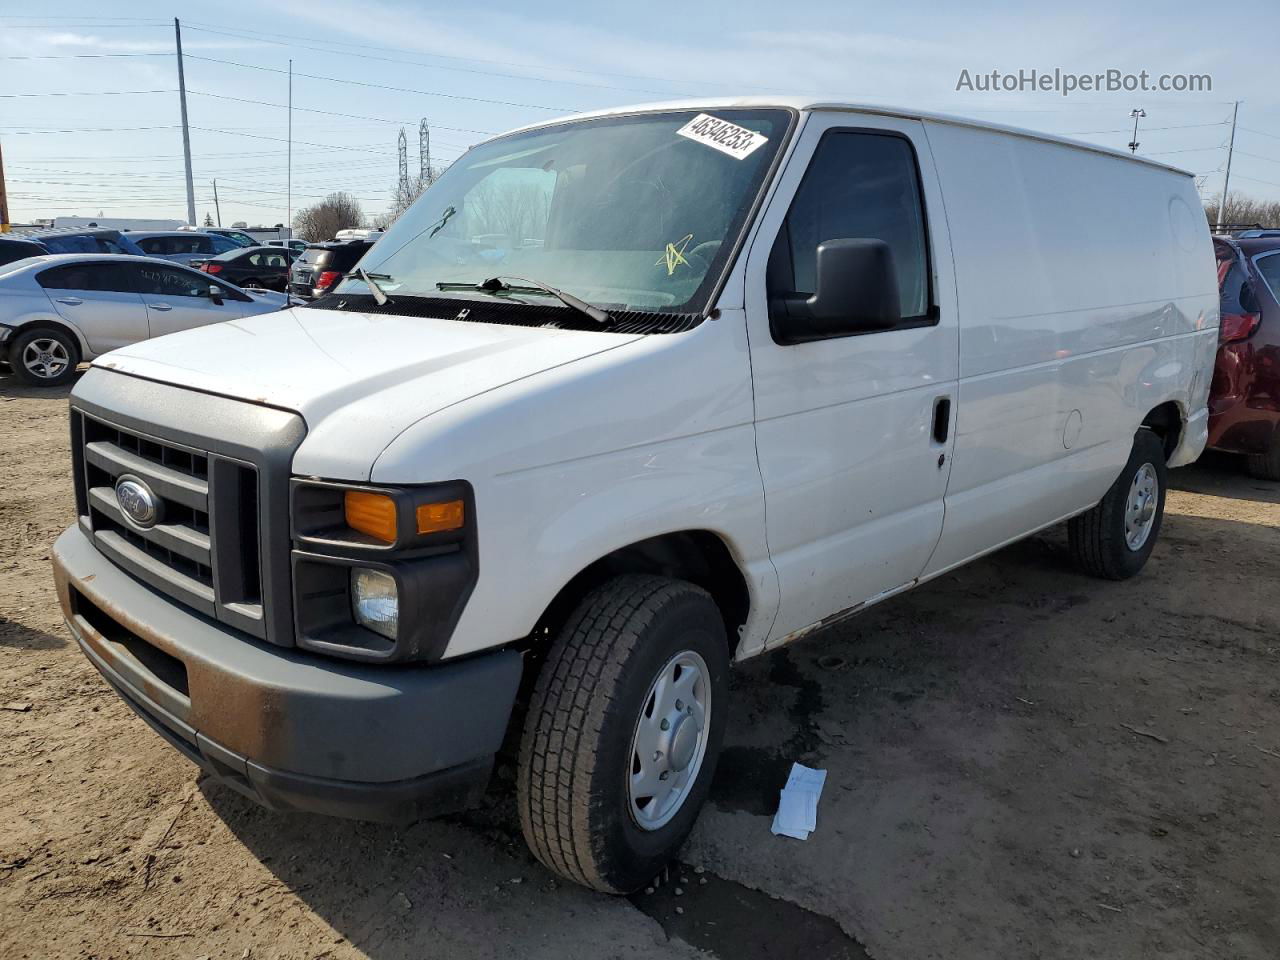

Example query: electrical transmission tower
[419,119,432,185]
[398,127,410,196]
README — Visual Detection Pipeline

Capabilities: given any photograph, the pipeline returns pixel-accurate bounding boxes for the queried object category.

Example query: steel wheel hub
[1124,462,1159,551]
[627,650,711,831]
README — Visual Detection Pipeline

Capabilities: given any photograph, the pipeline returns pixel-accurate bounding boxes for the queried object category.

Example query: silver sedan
[0,254,294,386]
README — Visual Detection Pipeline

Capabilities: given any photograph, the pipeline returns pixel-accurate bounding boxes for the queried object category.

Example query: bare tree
[202,212,214,227]
[1203,192,1280,230]
[293,192,366,241]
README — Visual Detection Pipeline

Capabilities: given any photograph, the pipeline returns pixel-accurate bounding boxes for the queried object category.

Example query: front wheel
[1069,429,1167,580]
[517,575,729,893]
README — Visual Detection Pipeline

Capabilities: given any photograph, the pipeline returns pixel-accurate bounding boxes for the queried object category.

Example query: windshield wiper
[436,276,612,326]
[354,268,392,306]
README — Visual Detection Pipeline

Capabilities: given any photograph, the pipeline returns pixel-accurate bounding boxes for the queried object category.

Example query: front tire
[1069,429,1167,580]
[517,575,729,893]
[11,327,79,386]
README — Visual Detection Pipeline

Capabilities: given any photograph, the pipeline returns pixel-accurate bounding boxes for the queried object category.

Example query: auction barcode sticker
[676,113,769,159]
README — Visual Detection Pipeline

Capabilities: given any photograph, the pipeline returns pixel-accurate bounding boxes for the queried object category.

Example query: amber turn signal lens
[416,499,464,534]
[344,491,398,543]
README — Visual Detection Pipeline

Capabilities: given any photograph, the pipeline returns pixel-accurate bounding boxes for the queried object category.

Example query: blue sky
[2,0,1278,228]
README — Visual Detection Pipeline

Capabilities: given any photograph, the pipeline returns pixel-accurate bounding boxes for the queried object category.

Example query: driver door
[130,263,245,338]
[743,113,960,646]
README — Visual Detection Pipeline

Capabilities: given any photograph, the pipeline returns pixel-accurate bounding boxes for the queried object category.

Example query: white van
[52,99,1218,894]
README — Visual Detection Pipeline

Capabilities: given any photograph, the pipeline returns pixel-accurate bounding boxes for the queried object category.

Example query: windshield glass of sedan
[337,109,790,314]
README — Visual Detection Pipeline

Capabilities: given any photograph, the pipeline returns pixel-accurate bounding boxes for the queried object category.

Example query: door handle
[146,303,173,311]
[54,296,83,305]
[932,396,952,444]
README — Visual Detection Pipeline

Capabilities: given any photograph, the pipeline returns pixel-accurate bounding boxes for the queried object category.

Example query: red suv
[1207,236,1280,478]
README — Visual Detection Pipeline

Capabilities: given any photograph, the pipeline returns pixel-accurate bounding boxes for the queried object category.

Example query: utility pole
[0,138,9,233]
[1128,108,1145,154]
[1216,100,1240,233]
[174,18,197,226]
[212,179,222,227]
[286,59,292,237]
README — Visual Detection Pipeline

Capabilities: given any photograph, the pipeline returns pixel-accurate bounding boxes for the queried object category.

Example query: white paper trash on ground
[770,762,827,840]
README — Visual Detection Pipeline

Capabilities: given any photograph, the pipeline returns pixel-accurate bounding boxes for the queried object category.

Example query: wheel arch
[1141,400,1184,462]
[531,530,752,656]
[10,314,91,361]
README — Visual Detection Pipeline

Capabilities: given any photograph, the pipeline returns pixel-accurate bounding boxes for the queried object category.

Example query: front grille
[73,411,267,639]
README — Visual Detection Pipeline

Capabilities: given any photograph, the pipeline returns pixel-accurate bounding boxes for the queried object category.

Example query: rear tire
[517,575,729,893]
[11,327,79,386]
[1246,438,1280,481]
[1069,429,1167,580]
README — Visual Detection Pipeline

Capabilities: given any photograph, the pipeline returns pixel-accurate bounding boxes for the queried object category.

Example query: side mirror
[207,284,224,305]
[771,238,902,342]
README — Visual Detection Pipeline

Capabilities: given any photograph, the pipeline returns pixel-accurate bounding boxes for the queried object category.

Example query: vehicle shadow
[1171,450,1280,504]
[0,616,67,651]
[199,774,677,959]
[0,368,83,399]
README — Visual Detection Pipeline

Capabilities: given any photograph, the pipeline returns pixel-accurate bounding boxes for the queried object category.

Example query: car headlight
[351,567,398,640]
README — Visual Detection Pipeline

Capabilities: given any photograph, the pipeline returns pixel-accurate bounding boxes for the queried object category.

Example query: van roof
[502,97,1195,178]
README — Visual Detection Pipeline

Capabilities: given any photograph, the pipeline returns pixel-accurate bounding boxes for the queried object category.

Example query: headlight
[351,567,398,640]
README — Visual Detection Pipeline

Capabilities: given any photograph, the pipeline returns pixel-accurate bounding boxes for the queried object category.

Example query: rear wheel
[517,575,729,893]
[1069,429,1167,579]
[11,327,79,386]
[1246,437,1280,481]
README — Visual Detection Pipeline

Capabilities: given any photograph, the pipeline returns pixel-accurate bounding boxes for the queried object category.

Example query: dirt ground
[1,371,1278,960]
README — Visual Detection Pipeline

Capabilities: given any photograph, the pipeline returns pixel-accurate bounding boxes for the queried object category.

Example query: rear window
[1217,246,1258,315]
[325,243,371,272]
[41,235,100,255]
[300,247,332,266]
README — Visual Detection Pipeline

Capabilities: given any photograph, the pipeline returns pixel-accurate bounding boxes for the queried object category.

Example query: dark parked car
[205,228,258,247]
[30,229,145,256]
[288,240,374,299]
[1207,235,1280,478]
[195,245,298,291]
[0,236,49,267]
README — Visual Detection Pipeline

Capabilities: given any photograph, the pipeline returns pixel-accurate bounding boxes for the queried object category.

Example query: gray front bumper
[54,524,523,823]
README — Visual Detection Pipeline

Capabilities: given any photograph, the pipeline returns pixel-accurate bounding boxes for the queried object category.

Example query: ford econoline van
[52,99,1218,893]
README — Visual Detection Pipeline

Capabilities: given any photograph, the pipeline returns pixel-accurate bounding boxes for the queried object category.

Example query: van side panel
[919,120,1217,576]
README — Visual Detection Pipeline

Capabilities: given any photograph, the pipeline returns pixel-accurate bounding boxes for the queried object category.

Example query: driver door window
[767,131,932,337]
[135,264,238,337]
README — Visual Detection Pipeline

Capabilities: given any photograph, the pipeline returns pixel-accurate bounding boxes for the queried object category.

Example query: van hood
[97,305,641,480]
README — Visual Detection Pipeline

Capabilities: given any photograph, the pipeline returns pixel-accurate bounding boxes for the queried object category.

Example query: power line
[1234,173,1280,189]
[179,19,756,93]
[180,23,696,99]
[187,90,495,138]
[0,89,176,99]
[189,125,399,156]
[183,54,574,113]
[1235,150,1280,166]
[0,125,180,135]
[0,53,170,60]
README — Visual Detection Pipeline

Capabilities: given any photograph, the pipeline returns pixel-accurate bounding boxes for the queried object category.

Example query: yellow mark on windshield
[656,234,694,276]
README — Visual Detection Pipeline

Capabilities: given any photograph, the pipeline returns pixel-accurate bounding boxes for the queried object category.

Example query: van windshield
[336,109,791,318]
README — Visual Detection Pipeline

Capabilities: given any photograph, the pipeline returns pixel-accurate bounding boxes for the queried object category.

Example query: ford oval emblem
[115,475,161,529]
